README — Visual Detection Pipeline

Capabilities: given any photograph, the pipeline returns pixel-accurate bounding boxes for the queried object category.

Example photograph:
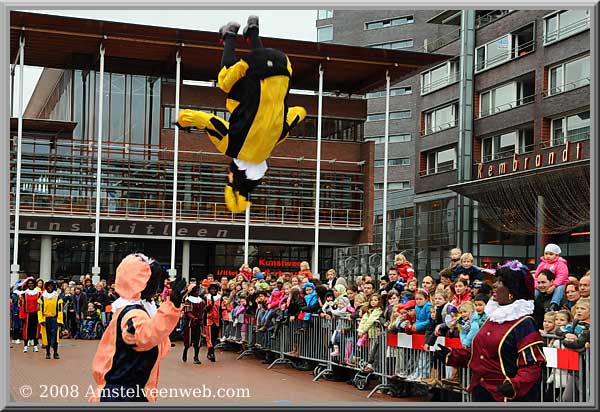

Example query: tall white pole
[244,205,250,264]
[169,51,182,279]
[381,71,390,280]
[10,36,25,284]
[92,45,105,277]
[313,65,324,279]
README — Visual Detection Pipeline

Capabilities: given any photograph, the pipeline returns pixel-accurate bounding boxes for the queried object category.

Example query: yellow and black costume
[177,16,307,213]
[38,280,64,359]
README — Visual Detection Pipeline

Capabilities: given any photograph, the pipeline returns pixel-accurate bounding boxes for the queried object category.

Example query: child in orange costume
[89,254,187,402]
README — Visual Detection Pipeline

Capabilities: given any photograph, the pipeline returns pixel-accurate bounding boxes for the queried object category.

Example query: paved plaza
[10,340,424,404]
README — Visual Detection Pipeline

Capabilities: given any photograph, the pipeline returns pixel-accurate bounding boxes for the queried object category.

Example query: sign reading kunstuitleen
[9,216,359,244]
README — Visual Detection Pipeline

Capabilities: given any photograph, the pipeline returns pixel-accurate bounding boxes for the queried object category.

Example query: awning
[10,11,451,95]
[449,160,590,234]
[9,117,77,139]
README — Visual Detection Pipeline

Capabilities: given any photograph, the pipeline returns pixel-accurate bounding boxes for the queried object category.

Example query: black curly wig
[494,266,534,301]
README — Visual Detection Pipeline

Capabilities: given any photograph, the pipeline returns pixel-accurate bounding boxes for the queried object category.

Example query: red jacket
[297,269,313,279]
[268,289,285,310]
[19,290,40,318]
[396,261,415,282]
[205,295,221,326]
[451,290,472,308]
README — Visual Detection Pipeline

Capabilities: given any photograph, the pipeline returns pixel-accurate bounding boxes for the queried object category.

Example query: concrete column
[182,240,191,281]
[40,235,52,280]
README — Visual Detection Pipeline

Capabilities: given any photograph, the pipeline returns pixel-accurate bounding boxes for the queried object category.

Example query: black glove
[172,121,194,133]
[496,382,515,398]
[170,274,188,308]
[433,344,452,363]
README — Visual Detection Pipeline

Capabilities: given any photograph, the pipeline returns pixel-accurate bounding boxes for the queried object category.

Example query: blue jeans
[535,285,565,306]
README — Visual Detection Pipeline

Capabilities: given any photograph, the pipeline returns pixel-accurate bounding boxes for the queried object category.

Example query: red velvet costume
[183,298,205,348]
[446,315,545,402]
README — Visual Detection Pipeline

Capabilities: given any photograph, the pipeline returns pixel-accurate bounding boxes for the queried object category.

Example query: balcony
[11,194,363,229]
[476,23,535,73]
[423,27,461,53]
[475,10,513,29]
[421,119,458,137]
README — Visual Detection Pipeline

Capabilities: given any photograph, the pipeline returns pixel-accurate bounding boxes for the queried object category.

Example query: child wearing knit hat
[534,243,570,311]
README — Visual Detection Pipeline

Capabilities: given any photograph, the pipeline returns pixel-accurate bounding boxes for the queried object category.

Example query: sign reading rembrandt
[476,141,585,180]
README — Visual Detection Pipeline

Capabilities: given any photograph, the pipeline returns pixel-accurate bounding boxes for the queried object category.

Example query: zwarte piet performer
[435,261,545,402]
[89,254,187,402]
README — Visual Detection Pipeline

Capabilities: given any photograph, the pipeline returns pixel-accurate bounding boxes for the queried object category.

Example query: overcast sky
[13,9,319,113]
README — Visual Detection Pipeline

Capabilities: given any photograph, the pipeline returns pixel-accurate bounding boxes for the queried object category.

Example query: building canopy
[11,11,450,95]
[449,161,590,235]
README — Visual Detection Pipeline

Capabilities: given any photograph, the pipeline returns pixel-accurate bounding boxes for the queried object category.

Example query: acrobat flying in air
[176,15,307,213]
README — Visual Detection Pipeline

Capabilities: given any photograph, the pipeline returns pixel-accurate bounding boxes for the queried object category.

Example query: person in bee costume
[176,15,307,213]
[38,280,64,359]
[89,254,189,402]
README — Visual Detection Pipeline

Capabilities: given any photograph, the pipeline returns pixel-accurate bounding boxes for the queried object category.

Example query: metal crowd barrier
[231,314,591,402]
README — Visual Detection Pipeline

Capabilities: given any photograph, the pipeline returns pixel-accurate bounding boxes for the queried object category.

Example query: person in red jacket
[394,253,415,282]
[205,283,222,362]
[19,277,41,353]
[297,261,313,280]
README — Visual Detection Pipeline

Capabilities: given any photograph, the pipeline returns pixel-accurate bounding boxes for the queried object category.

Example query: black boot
[193,346,201,364]
[207,348,216,362]
[53,352,60,359]
[219,21,241,43]
[243,15,259,39]
[182,347,188,362]
[45,350,51,360]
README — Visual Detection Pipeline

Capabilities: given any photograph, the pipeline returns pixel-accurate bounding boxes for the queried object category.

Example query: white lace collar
[42,291,58,299]
[25,289,39,296]
[485,299,534,323]
[187,295,202,304]
[206,294,221,302]
[111,297,157,318]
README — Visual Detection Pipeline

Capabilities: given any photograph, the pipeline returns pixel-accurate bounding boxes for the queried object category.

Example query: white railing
[10,194,363,229]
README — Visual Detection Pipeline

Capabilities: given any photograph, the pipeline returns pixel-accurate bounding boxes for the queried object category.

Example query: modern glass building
[9,11,446,282]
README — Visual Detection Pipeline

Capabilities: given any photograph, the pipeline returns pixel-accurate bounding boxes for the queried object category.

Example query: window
[548,55,590,95]
[544,9,590,44]
[481,129,533,162]
[366,86,412,99]
[368,39,414,49]
[317,26,333,42]
[367,110,411,121]
[421,59,459,94]
[551,111,590,146]
[375,181,410,190]
[374,158,410,167]
[423,103,457,135]
[475,23,535,73]
[476,34,511,71]
[425,147,457,175]
[365,15,414,30]
[365,133,412,144]
[317,10,333,20]
[479,77,535,117]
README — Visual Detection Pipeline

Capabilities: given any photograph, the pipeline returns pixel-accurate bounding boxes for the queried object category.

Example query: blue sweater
[414,301,432,332]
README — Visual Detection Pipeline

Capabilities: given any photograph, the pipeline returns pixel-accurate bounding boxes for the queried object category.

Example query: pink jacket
[534,256,569,287]
[268,289,285,310]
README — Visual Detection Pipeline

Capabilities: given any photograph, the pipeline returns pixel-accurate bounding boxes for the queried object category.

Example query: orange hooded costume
[89,255,181,402]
